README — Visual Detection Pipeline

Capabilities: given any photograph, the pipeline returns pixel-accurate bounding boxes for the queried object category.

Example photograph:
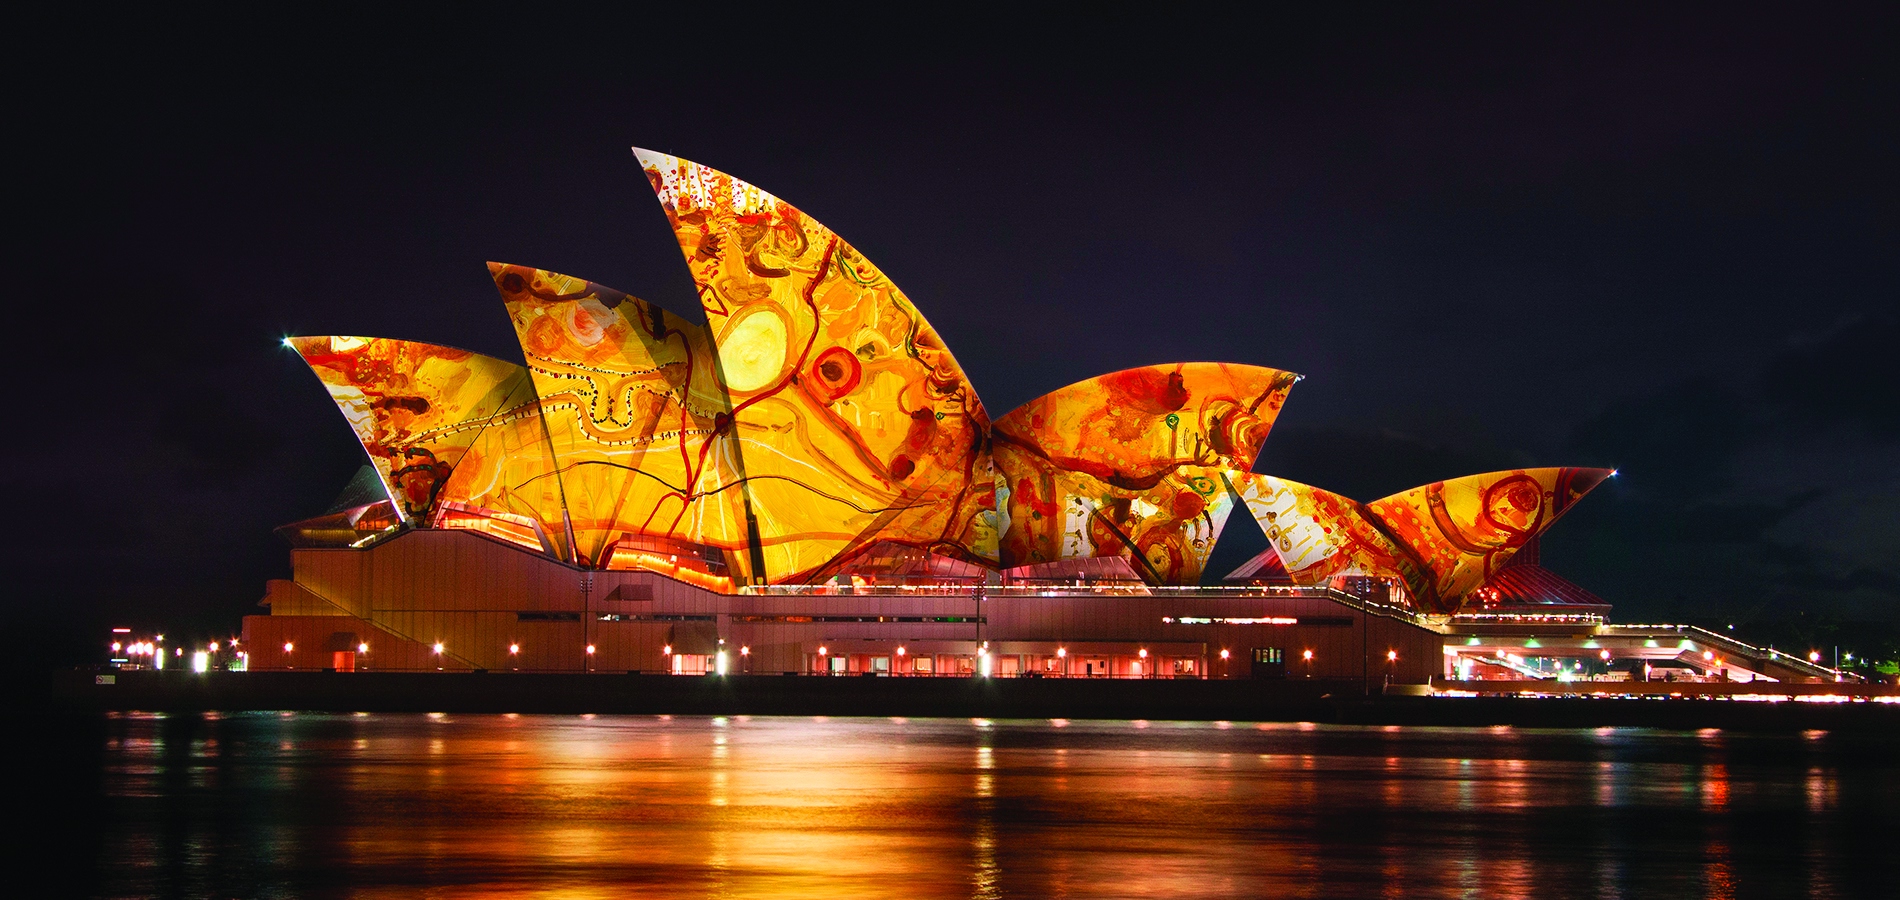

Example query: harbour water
[49,712,1900,898]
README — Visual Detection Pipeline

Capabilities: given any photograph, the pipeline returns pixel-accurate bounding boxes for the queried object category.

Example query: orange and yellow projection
[1231,468,1612,615]
[286,151,1613,602]
[287,336,568,557]
[635,149,995,582]
[492,263,748,583]
[993,363,1298,585]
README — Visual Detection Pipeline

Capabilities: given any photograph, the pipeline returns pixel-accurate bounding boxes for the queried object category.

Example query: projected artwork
[289,336,569,558]
[635,149,996,582]
[992,363,1299,585]
[287,152,1611,601]
[492,263,751,578]
[1231,467,1612,615]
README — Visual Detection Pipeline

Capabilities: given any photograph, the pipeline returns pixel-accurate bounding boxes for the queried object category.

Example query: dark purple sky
[12,5,1896,657]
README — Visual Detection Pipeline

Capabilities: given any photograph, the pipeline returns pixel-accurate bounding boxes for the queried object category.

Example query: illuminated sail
[1230,467,1613,615]
[288,335,568,558]
[634,149,993,582]
[993,363,1298,584]
[492,263,749,583]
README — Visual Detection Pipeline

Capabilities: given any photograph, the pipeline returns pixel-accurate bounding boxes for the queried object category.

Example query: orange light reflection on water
[81,713,1889,898]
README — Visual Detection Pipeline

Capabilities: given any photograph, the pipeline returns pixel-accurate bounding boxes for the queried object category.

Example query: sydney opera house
[243,149,1833,686]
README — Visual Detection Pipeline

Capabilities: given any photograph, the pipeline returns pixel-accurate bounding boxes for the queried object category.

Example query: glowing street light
[586,644,596,655]
[283,642,294,653]
[357,643,369,654]
[509,643,520,655]
[1387,650,1398,662]
[432,642,444,655]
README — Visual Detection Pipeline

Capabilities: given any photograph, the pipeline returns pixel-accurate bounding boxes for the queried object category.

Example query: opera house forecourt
[241,149,1845,692]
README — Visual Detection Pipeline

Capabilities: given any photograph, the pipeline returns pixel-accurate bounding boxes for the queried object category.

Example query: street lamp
[817,645,828,675]
[1219,648,1230,678]
[740,645,750,674]
[896,645,906,676]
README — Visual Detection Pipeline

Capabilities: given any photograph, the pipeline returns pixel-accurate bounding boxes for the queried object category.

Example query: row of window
[514,612,985,624]
[1163,615,1355,628]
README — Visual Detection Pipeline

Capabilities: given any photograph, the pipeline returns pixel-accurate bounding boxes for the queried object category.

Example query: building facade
[245,148,1643,687]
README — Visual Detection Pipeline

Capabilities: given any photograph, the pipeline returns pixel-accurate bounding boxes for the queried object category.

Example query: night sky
[12,6,1896,663]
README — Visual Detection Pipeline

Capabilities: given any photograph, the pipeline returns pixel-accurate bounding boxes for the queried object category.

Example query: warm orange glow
[896,646,907,656]
[1387,650,1398,662]
[1600,649,1611,660]
[1138,648,1149,659]
[287,336,562,544]
[494,264,747,573]
[663,644,673,655]
[993,363,1297,584]
[283,642,294,653]
[433,642,445,654]
[637,150,995,581]
[1220,649,1230,659]
[1057,647,1067,658]
[1302,649,1313,660]
[436,508,547,553]
[818,646,828,656]
[586,644,596,655]
[602,546,736,593]
[1232,467,1611,615]
[509,643,520,654]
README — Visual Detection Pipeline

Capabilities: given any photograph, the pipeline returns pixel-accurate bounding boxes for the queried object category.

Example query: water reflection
[72,713,1900,898]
